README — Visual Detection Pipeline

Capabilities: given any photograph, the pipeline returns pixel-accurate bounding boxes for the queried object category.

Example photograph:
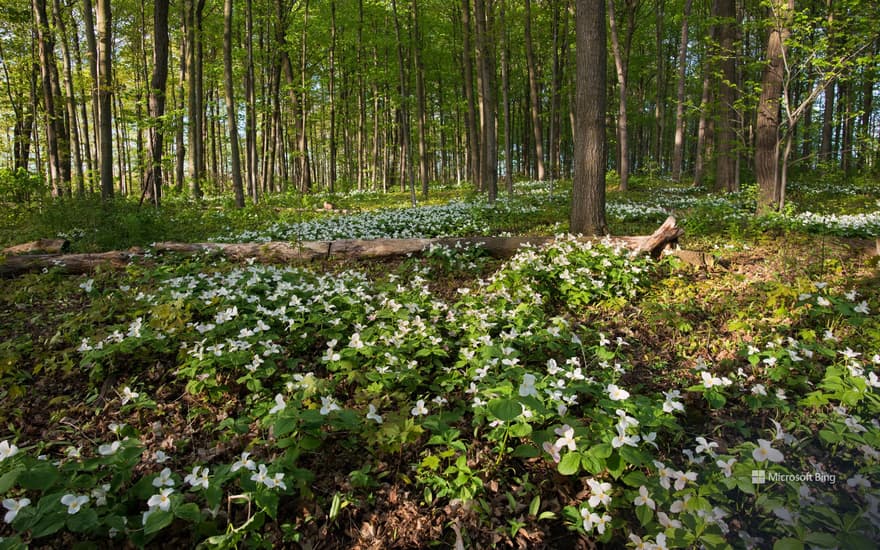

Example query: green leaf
[819,429,842,444]
[174,502,202,523]
[18,462,60,491]
[581,453,605,475]
[0,467,23,493]
[256,489,279,519]
[773,538,804,550]
[488,398,521,422]
[144,510,174,535]
[508,422,532,438]
[30,511,67,538]
[803,532,838,548]
[66,508,99,533]
[622,470,649,487]
[590,443,613,459]
[511,444,540,458]
[558,452,581,476]
[274,412,299,437]
[635,504,653,526]
[528,495,541,517]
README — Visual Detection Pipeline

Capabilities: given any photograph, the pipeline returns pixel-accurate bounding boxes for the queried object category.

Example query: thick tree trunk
[96,0,113,199]
[670,0,693,182]
[571,0,607,235]
[144,0,170,207]
[524,0,545,181]
[755,0,791,214]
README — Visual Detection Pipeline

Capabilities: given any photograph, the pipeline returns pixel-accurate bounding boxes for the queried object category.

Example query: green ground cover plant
[1,177,878,548]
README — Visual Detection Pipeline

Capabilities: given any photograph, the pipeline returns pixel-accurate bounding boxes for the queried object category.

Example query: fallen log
[0,217,683,277]
[2,238,70,255]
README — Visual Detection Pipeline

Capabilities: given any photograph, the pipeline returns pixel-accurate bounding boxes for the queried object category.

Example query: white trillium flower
[586,478,613,508]
[147,488,174,512]
[232,451,257,472]
[606,384,630,401]
[410,399,429,417]
[61,494,89,514]
[3,498,30,524]
[98,441,122,456]
[752,439,784,463]
[152,467,175,488]
[0,440,19,462]
[633,485,655,509]
[269,393,286,415]
[366,404,383,424]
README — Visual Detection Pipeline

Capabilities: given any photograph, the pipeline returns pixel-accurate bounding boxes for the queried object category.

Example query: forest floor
[1,177,879,549]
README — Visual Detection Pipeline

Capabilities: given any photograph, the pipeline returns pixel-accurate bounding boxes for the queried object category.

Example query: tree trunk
[187,0,206,199]
[143,0,170,207]
[500,0,513,197]
[693,70,713,187]
[391,0,416,206]
[223,0,245,208]
[670,0,693,182]
[328,0,337,192]
[52,0,84,195]
[571,0,607,235]
[33,0,71,196]
[524,0,545,181]
[412,0,430,198]
[755,0,791,214]
[473,0,497,203]
[819,0,835,162]
[0,218,683,278]
[299,0,312,193]
[96,0,113,199]
[607,0,629,191]
[461,0,480,189]
[713,0,737,192]
[245,0,258,202]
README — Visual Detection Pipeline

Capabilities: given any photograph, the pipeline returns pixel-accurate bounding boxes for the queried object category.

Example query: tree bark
[223,0,245,208]
[0,218,683,277]
[33,0,71,196]
[96,0,113,199]
[461,0,480,189]
[143,0,170,207]
[473,0,497,203]
[571,0,607,235]
[51,0,83,195]
[670,0,693,182]
[713,0,738,192]
[755,0,792,214]
[524,0,545,181]
[692,69,713,187]
[298,0,312,193]
[412,0,430,198]
[245,0,258,202]
[500,0,513,197]
[607,0,630,191]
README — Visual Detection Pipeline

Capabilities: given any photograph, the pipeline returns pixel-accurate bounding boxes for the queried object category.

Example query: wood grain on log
[0,217,682,277]
[2,238,70,255]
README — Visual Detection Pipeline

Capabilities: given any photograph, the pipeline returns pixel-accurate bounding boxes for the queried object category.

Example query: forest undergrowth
[1,177,879,549]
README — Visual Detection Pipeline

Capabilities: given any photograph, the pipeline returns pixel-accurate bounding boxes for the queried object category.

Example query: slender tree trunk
[713,0,737,192]
[693,69,713,187]
[70,20,93,190]
[82,0,100,182]
[33,0,71,196]
[328,0,337,192]
[819,0,835,162]
[299,0,312,193]
[755,0,791,214]
[524,0,545,180]
[52,0,83,195]
[412,0,430,198]
[571,0,607,235]
[840,79,853,175]
[357,0,366,190]
[607,0,629,191]
[671,0,693,182]
[461,0,480,188]
[500,0,513,197]
[96,0,113,199]
[223,0,245,208]
[244,0,257,202]
[473,0,497,203]
[857,52,874,169]
[391,0,416,206]
[142,0,170,206]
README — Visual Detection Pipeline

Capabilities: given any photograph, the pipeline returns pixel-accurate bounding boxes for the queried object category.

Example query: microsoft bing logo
[752,470,767,485]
